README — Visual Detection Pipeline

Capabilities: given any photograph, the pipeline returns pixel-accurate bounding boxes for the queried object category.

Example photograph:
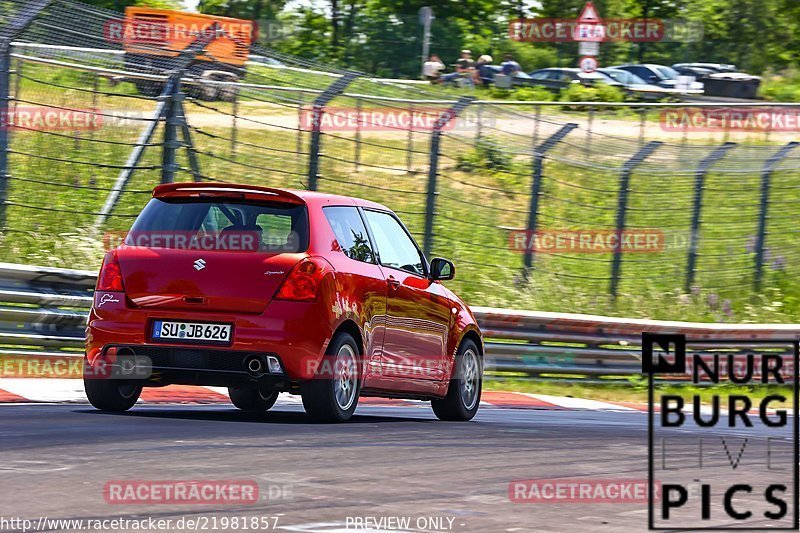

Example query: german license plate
[152,320,232,344]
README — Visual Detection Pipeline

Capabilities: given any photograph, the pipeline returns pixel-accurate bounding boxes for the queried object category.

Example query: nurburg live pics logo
[643,332,799,530]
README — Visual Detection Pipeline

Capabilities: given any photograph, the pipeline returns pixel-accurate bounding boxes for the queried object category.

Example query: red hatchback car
[85,183,483,422]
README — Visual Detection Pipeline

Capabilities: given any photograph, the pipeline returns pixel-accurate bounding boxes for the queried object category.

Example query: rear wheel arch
[332,319,364,360]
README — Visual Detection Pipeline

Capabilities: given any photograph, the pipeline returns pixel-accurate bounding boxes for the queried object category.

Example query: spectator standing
[422,54,445,82]
[440,50,476,87]
[455,49,475,72]
[473,55,494,87]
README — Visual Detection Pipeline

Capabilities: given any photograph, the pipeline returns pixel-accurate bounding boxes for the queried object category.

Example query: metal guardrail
[475,307,800,380]
[1,262,798,381]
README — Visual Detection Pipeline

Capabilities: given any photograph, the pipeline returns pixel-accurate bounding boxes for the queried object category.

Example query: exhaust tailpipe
[245,355,265,377]
[116,347,136,374]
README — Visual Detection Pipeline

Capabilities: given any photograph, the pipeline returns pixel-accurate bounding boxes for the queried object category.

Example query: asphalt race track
[1,401,792,533]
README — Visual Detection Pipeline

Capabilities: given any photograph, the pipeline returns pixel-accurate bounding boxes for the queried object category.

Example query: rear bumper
[95,345,290,388]
[86,295,334,383]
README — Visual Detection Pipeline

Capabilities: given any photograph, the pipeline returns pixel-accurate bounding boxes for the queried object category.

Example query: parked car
[598,68,674,100]
[611,64,704,92]
[673,62,738,74]
[526,68,620,91]
[84,183,483,423]
[671,64,717,81]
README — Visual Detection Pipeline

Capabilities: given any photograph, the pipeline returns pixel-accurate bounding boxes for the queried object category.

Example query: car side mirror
[429,258,455,281]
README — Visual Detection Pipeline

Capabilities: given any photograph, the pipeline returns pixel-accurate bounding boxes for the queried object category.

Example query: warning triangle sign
[578,1,602,23]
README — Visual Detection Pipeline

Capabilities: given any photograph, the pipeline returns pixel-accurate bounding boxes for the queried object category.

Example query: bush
[456,137,513,172]
[559,83,625,103]
[487,85,554,101]
[760,68,800,102]
[512,86,556,101]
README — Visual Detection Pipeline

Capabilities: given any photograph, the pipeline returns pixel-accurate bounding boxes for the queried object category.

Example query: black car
[610,64,704,91]
[671,64,716,81]
[525,68,620,92]
[673,62,738,74]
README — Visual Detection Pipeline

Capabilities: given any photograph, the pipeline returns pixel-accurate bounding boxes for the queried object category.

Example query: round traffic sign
[579,55,598,73]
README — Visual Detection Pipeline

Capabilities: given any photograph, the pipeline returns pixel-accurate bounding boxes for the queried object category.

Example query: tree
[78,0,181,10]
[198,0,286,22]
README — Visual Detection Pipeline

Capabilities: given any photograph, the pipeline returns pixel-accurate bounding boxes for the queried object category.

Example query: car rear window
[125,198,309,253]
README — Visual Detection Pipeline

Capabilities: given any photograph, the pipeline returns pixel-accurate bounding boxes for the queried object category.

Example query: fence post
[423,97,474,259]
[306,72,359,191]
[161,75,181,184]
[0,45,12,229]
[609,141,662,297]
[523,123,577,274]
[178,93,202,182]
[0,0,53,228]
[754,141,799,290]
[685,142,736,292]
[94,26,221,227]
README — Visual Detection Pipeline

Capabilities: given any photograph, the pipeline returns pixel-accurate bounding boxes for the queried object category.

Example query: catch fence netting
[2,0,799,316]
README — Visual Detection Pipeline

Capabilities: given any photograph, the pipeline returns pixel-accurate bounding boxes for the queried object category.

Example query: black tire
[432,338,482,421]
[84,369,142,412]
[301,332,361,423]
[228,386,279,412]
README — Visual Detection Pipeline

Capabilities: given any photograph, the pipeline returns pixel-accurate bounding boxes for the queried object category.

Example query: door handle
[387,276,400,290]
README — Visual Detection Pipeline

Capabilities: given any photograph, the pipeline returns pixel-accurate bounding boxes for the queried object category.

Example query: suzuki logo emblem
[193,258,206,271]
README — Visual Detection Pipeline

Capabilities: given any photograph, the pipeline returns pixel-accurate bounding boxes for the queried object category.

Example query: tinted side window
[323,206,375,263]
[363,210,425,276]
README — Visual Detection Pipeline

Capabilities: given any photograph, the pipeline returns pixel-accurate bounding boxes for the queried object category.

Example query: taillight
[274,258,328,302]
[97,250,124,292]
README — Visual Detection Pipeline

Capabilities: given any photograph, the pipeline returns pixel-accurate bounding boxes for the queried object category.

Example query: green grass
[485,378,794,408]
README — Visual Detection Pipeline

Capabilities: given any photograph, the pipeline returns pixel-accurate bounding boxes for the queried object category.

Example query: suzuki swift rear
[85,182,483,422]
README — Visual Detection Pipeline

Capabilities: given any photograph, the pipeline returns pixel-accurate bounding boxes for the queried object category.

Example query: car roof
[152,182,391,212]
[614,64,663,69]
[284,188,390,211]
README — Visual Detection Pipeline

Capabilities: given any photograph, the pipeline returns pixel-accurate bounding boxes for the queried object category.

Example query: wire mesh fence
[1,0,800,317]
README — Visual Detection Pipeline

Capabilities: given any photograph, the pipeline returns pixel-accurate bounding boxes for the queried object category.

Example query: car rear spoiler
[153,183,306,206]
